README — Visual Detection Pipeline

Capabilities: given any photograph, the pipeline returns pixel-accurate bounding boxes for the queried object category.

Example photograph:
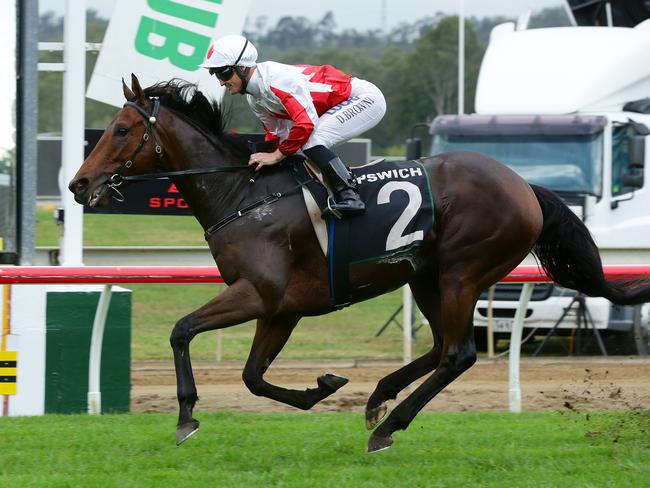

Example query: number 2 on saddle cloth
[296,158,435,307]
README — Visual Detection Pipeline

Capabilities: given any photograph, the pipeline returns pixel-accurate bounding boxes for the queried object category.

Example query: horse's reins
[102,98,306,240]
[102,99,250,200]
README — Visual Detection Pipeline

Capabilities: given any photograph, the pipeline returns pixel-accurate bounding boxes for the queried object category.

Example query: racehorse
[69,75,650,453]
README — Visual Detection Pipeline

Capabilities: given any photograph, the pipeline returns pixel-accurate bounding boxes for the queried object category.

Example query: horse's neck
[163,118,250,231]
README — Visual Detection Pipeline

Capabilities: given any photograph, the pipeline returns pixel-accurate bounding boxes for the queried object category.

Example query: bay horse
[69,75,650,453]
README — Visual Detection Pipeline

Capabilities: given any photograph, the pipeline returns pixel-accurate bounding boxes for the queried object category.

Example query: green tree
[529,7,571,28]
[37,10,114,133]
[413,17,483,115]
[85,10,118,129]
[37,10,505,155]
[0,147,15,174]
[470,15,513,44]
[385,16,484,151]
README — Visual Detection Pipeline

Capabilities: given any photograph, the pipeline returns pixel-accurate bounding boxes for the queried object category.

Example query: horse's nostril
[69,178,89,195]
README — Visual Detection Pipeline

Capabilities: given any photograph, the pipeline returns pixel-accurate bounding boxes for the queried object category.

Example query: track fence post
[508,282,534,413]
[88,284,112,414]
[486,285,496,358]
[403,286,413,365]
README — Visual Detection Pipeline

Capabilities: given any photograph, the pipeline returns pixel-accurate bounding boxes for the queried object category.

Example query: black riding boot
[320,157,366,218]
[304,145,365,219]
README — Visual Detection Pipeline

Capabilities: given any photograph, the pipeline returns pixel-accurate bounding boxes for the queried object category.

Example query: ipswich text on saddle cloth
[354,166,424,185]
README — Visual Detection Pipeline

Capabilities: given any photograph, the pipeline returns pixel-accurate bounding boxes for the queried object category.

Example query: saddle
[245,136,436,307]
[292,157,435,307]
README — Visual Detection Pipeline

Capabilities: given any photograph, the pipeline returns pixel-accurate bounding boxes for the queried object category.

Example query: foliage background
[38,7,570,155]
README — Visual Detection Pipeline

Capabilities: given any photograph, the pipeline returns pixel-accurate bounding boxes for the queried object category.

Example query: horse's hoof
[317,372,349,392]
[176,419,200,446]
[367,433,393,454]
[365,403,388,430]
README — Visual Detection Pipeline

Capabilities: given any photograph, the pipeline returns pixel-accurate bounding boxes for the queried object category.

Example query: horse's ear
[122,77,135,101]
[130,73,146,102]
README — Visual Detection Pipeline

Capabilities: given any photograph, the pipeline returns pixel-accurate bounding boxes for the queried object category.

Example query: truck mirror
[406,138,422,160]
[621,169,643,189]
[629,135,645,168]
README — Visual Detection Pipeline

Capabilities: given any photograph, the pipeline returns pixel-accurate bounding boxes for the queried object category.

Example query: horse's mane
[144,79,250,157]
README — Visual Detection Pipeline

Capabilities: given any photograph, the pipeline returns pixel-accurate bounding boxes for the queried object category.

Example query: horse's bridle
[100,98,259,203]
[97,99,163,203]
[95,97,305,239]
[122,99,164,167]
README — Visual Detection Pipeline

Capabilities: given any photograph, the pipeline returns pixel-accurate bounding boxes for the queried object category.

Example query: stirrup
[322,196,343,220]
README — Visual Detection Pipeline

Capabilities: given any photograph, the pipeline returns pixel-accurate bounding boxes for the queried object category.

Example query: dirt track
[132,357,650,414]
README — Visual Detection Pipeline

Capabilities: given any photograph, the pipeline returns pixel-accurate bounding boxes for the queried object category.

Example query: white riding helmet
[199,35,258,69]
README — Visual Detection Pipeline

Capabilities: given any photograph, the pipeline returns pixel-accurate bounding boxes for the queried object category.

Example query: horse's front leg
[171,278,265,445]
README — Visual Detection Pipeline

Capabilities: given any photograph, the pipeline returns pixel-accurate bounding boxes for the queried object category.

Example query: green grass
[130,283,431,361]
[36,207,206,246]
[1,411,649,487]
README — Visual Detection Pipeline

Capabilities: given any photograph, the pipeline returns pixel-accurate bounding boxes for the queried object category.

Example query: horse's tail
[531,184,650,305]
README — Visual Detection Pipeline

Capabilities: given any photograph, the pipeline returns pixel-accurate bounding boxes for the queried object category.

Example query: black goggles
[209,66,235,81]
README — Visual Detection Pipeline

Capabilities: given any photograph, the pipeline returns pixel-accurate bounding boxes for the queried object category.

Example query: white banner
[87,0,250,107]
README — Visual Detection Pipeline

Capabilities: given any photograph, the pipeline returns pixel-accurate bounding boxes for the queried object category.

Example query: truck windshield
[431,133,603,196]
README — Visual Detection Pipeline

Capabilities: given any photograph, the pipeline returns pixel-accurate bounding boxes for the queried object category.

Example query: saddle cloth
[296,158,435,264]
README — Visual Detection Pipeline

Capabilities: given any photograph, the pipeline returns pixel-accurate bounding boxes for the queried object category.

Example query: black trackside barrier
[83,128,202,216]
[83,179,194,216]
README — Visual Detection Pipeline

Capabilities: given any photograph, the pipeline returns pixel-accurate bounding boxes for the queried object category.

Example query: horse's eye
[116,127,129,136]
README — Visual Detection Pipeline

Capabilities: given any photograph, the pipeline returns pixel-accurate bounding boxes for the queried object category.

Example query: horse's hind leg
[242,315,349,409]
[365,275,444,430]
[367,272,478,453]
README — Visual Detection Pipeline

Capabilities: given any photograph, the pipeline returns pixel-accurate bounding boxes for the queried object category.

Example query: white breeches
[302,78,387,151]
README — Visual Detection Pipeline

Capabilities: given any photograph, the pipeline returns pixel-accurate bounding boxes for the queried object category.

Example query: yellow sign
[0,351,17,395]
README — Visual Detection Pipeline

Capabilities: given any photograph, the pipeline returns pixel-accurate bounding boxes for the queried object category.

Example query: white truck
[426,19,650,354]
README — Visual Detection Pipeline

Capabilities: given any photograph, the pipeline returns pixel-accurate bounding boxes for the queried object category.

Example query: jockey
[199,34,387,219]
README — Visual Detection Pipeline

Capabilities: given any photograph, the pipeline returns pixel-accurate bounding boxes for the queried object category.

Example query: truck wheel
[474,327,488,352]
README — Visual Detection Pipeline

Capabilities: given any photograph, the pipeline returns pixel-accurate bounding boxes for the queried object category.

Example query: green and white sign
[4,285,131,416]
[87,0,250,107]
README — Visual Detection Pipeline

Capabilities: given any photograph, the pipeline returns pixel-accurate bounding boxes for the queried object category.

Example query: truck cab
[427,19,650,353]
